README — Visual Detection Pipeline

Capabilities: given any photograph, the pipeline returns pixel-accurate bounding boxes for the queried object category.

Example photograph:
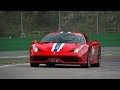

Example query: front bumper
[30,51,88,65]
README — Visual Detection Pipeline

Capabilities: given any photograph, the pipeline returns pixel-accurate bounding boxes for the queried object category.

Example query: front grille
[32,56,79,62]
[33,56,49,61]
[61,57,78,62]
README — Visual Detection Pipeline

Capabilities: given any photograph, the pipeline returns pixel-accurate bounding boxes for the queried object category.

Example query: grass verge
[0,59,28,66]
[0,36,43,51]
[88,33,120,47]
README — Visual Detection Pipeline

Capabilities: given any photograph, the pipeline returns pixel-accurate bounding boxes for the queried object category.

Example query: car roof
[48,31,85,36]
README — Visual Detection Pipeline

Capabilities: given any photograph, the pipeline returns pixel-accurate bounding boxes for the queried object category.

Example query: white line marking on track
[102,54,120,56]
[0,63,29,68]
[0,55,29,59]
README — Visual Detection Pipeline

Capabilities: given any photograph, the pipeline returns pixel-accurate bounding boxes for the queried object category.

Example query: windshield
[41,33,85,44]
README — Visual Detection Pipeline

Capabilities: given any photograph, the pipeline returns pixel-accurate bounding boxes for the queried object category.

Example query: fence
[104,28,116,33]
[0,11,120,38]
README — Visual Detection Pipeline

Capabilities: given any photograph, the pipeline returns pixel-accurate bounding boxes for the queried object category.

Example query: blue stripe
[54,43,62,52]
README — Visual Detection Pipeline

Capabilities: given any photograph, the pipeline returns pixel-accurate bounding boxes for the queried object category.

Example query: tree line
[0,11,120,37]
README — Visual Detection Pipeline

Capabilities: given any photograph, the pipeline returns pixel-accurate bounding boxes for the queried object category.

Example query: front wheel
[91,47,101,67]
[46,63,55,67]
[30,63,39,67]
[81,52,91,68]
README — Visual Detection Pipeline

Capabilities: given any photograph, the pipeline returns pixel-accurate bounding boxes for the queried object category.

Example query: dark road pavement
[0,47,120,79]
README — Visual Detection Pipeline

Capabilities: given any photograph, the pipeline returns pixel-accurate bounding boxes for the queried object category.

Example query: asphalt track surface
[0,47,120,79]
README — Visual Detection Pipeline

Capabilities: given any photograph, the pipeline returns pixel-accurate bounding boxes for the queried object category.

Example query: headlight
[32,44,38,52]
[74,48,80,53]
[74,45,84,53]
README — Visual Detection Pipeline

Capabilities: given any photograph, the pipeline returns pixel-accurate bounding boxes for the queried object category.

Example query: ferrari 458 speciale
[29,31,101,68]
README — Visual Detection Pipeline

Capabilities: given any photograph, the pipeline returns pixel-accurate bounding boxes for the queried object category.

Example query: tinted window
[41,33,85,44]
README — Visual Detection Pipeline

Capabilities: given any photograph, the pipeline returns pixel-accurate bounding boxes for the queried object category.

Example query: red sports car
[29,31,101,68]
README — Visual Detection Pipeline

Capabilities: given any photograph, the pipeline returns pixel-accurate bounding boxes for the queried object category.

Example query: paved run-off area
[0,47,120,79]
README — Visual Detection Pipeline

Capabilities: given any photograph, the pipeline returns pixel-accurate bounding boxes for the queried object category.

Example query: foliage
[0,11,120,38]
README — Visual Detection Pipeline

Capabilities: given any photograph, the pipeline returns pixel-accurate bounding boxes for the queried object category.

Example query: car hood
[35,43,86,52]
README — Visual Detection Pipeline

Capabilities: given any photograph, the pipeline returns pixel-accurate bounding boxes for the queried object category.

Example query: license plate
[50,59,58,63]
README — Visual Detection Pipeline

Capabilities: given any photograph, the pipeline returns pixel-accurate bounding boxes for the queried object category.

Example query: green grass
[88,33,120,47]
[0,33,120,51]
[0,36,43,51]
[0,60,28,65]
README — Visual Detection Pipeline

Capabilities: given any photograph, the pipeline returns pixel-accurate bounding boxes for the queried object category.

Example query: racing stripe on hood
[51,43,65,52]
[57,43,65,52]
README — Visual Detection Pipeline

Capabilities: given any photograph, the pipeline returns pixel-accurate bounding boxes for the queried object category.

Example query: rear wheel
[30,63,39,67]
[91,47,101,67]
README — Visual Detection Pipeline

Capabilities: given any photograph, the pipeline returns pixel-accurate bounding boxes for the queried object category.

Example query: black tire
[30,63,39,67]
[81,52,91,68]
[46,63,55,67]
[91,47,101,67]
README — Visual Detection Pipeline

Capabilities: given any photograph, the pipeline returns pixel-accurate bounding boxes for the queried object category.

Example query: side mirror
[31,40,37,44]
[90,41,98,47]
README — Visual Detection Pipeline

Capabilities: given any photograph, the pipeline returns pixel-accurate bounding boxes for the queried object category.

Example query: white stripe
[51,43,57,52]
[57,43,65,52]
[0,55,29,59]
[0,63,29,68]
